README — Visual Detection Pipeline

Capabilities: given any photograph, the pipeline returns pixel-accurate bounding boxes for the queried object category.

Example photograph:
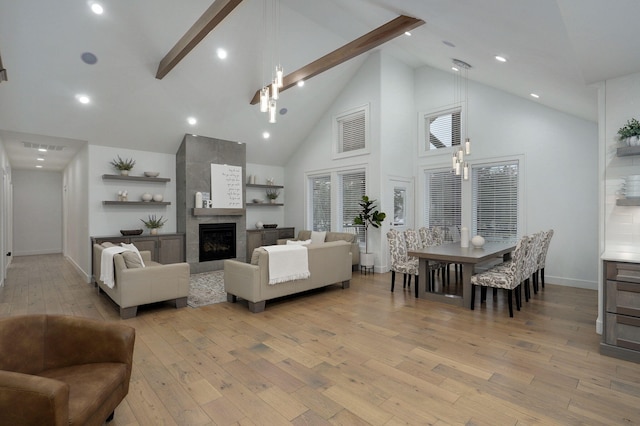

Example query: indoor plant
[140,214,167,235]
[266,188,280,203]
[353,195,386,267]
[617,118,640,146]
[110,155,136,175]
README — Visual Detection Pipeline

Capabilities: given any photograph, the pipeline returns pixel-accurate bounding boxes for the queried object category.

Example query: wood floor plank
[2,254,640,425]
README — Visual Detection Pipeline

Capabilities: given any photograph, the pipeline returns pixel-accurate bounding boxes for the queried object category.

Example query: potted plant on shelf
[266,188,280,204]
[353,195,386,268]
[140,214,167,235]
[617,118,640,147]
[110,155,136,175]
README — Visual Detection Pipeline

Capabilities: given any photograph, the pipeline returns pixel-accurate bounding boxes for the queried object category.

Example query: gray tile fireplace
[176,134,246,273]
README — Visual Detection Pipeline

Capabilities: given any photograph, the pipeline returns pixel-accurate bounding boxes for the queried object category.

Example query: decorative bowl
[263,224,278,228]
[141,193,152,202]
[120,229,143,236]
[252,198,263,203]
[152,194,164,202]
[144,171,160,177]
[471,235,485,248]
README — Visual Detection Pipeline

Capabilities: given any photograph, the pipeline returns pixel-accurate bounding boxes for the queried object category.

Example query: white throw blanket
[100,246,128,288]
[263,244,310,285]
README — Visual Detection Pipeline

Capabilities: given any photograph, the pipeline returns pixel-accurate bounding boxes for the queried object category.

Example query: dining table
[408,241,516,309]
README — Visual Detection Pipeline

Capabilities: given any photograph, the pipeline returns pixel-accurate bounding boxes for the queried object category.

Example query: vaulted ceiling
[2,0,640,171]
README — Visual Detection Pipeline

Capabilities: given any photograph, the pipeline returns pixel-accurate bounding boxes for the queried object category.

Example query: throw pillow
[101,242,116,248]
[122,251,144,268]
[286,239,312,246]
[310,231,326,244]
[120,243,145,268]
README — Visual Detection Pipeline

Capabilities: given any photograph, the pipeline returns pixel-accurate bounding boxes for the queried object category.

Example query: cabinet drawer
[606,261,640,283]
[605,312,640,352]
[606,279,640,316]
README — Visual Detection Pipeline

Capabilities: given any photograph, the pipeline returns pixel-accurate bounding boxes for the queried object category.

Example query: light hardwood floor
[1,254,639,425]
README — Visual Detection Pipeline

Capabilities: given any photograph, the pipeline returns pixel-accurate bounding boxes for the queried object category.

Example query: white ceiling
[1,0,640,171]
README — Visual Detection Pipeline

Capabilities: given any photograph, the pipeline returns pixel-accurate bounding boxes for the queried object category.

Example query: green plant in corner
[109,155,136,171]
[353,195,386,254]
[617,118,640,139]
[266,188,280,201]
[140,214,167,229]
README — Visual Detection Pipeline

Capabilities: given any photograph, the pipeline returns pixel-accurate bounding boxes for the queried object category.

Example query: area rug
[187,270,227,308]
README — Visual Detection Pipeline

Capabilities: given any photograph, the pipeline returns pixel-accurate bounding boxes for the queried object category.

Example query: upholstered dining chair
[536,229,554,289]
[520,232,545,301]
[417,227,449,289]
[470,235,528,317]
[386,229,418,292]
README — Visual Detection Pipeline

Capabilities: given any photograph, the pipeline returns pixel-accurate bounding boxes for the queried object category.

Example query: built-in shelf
[192,208,244,216]
[246,183,283,189]
[103,201,171,206]
[616,198,640,206]
[616,146,640,157]
[102,174,171,182]
[247,203,283,206]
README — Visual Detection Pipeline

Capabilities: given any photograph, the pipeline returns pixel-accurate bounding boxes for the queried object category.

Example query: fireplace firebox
[199,223,236,262]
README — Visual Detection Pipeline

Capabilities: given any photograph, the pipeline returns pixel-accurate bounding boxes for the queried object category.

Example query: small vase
[120,170,129,176]
[150,228,158,235]
[270,199,276,204]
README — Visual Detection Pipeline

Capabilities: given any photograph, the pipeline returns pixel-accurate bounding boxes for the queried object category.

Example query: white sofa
[224,240,352,312]
[93,243,190,318]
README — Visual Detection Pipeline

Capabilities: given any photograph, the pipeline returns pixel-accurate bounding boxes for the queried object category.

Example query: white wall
[12,169,63,256]
[245,162,285,230]
[63,145,90,281]
[0,138,12,284]
[88,145,177,237]
[414,66,599,289]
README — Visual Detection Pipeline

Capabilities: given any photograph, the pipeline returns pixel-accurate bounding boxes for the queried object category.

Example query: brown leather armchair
[0,315,135,426]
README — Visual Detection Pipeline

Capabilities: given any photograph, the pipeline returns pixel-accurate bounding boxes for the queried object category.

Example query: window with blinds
[340,170,366,244]
[472,161,519,242]
[424,168,461,242]
[425,109,461,151]
[333,105,369,159]
[310,175,331,232]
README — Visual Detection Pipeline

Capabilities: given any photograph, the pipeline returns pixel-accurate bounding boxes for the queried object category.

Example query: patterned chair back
[404,229,421,255]
[524,232,545,278]
[386,229,407,270]
[537,229,554,269]
[418,227,435,247]
[431,226,445,245]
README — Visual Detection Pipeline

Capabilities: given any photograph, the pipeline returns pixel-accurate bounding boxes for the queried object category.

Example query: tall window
[310,175,331,232]
[392,187,406,226]
[425,108,461,152]
[472,161,519,241]
[424,169,461,242]
[340,170,366,243]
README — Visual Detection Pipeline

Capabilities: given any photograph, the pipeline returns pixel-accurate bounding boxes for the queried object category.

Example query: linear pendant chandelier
[259,0,283,123]
[451,58,472,180]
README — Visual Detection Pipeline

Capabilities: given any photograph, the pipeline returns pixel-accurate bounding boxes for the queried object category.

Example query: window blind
[310,175,331,232]
[472,162,519,241]
[424,169,461,241]
[426,110,460,151]
[340,170,366,243]
[338,110,366,153]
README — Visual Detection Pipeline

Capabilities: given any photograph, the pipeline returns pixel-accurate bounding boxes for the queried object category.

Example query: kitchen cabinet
[246,227,295,261]
[601,260,640,363]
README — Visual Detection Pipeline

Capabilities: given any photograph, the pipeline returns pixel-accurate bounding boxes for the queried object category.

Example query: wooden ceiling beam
[250,15,425,105]
[156,0,244,80]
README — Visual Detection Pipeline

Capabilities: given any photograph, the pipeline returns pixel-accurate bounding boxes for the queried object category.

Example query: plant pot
[120,170,129,176]
[360,252,374,267]
[150,228,158,235]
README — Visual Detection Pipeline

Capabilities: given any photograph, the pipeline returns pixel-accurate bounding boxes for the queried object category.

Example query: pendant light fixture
[258,0,283,123]
[451,58,472,180]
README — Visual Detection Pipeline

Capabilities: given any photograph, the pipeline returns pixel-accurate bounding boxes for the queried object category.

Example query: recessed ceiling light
[38,148,47,152]
[76,94,90,104]
[187,117,197,125]
[404,31,412,36]
[90,3,103,15]
[216,48,227,59]
[530,93,540,98]
[451,66,459,72]
[495,55,507,62]
[443,40,456,48]
[81,52,98,65]
[35,165,43,168]
[262,132,270,139]
[297,80,304,87]
[37,157,45,161]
